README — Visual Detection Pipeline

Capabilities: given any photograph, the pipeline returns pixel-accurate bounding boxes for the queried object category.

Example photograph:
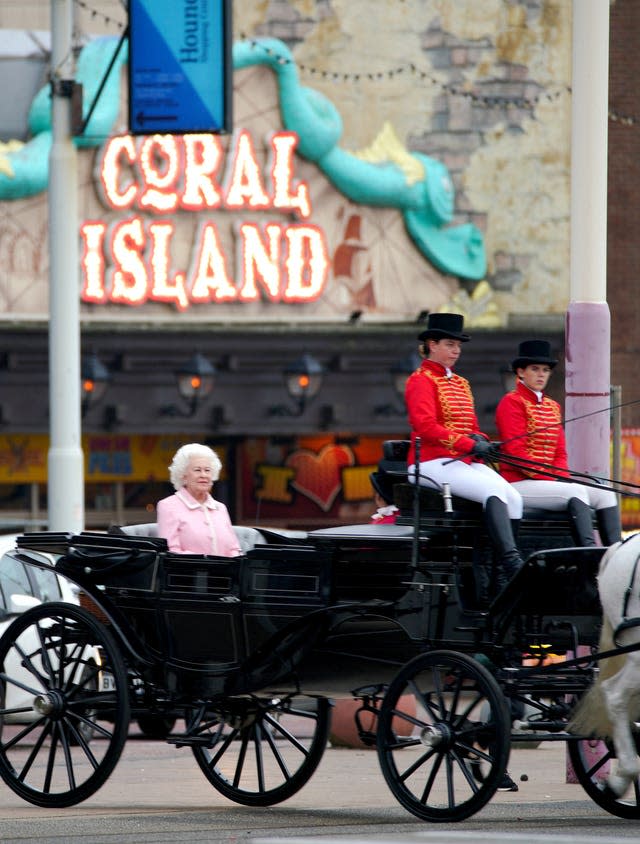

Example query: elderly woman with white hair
[156,443,241,556]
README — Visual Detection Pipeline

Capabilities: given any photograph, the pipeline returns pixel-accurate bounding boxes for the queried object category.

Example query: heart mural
[286,444,355,512]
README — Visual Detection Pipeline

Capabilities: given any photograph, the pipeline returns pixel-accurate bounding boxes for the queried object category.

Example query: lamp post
[48,0,83,532]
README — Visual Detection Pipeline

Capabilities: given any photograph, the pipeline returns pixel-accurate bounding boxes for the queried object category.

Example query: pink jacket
[156,489,241,557]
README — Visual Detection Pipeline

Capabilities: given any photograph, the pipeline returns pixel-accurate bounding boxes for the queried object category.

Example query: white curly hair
[168,443,222,491]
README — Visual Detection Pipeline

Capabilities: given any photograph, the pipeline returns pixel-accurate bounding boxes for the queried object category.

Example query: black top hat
[418,312,470,342]
[511,340,558,372]
[370,470,395,505]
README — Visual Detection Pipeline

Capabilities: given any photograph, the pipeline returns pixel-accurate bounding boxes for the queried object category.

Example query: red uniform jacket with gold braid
[405,359,486,466]
[495,380,569,482]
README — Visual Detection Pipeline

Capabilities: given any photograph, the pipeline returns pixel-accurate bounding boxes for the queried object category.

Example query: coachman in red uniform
[405,313,524,581]
[495,340,621,546]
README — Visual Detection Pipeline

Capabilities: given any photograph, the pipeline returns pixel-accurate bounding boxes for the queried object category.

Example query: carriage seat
[110,523,266,553]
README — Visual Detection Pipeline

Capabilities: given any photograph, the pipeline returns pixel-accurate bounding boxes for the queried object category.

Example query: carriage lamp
[81,354,111,417]
[374,351,421,417]
[269,353,324,417]
[162,353,216,418]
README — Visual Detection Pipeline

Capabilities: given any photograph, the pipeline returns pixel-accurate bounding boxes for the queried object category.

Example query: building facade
[0,1,636,529]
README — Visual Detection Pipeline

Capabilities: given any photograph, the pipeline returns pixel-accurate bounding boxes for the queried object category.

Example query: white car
[0,535,80,725]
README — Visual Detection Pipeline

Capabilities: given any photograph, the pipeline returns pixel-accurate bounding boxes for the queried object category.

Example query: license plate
[101,671,116,692]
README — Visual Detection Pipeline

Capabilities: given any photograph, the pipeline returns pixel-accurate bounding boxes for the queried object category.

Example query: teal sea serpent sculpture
[0,35,485,280]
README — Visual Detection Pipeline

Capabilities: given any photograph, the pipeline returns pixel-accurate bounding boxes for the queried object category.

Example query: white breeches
[409,459,523,519]
[511,479,618,512]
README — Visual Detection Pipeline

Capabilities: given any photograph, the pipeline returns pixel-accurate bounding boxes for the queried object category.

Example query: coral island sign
[81,129,328,310]
[0,35,488,322]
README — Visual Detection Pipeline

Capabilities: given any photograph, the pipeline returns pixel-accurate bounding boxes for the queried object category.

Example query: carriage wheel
[377,650,511,822]
[191,695,330,806]
[568,737,640,819]
[0,602,130,807]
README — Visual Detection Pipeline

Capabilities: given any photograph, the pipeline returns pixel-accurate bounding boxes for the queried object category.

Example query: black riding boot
[596,505,622,545]
[511,519,520,542]
[484,496,524,582]
[567,498,597,547]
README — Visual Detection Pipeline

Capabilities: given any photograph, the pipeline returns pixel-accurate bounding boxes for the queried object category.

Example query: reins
[486,451,640,499]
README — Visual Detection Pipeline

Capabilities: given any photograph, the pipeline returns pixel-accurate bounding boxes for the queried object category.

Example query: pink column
[565,302,611,477]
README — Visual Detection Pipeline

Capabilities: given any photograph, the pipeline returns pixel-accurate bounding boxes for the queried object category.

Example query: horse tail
[568,610,623,738]
[569,542,632,736]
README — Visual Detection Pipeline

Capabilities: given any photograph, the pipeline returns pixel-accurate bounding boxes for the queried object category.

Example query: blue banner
[128,0,231,134]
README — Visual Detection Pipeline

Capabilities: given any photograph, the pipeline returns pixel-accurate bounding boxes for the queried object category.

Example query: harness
[611,536,640,644]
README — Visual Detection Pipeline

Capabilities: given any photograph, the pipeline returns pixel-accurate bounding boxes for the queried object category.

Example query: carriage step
[166,734,215,748]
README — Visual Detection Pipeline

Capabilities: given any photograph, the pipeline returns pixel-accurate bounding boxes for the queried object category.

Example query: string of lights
[73,0,126,31]
[609,109,637,126]
[239,36,638,126]
[68,8,637,126]
[238,34,569,112]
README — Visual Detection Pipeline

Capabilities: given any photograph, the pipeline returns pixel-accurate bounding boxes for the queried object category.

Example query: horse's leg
[602,654,640,795]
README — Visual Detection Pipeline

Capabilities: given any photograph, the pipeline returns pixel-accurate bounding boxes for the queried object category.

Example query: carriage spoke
[260,719,293,779]
[233,730,251,788]
[0,671,43,699]
[419,750,443,803]
[253,725,266,792]
[11,639,50,691]
[17,721,52,782]
[57,723,78,792]
[263,711,308,754]
[398,746,437,782]
[445,752,455,808]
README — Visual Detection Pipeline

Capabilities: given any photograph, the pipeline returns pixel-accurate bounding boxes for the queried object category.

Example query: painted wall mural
[0,34,485,322]
[0,1,574,326]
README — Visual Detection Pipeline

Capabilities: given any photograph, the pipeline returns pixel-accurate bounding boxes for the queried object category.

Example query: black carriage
[0,445,627,821]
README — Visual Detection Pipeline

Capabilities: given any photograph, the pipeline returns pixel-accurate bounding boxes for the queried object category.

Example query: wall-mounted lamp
[81,354,110,417]
[374,351,421,417]
[161,353,216,418]
[269,353,324,417]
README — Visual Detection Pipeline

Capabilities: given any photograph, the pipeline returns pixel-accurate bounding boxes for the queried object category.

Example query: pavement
[0,732,632,844]
[0,732,601,817]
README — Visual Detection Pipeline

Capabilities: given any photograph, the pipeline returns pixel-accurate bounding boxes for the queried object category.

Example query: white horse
[571,533,640,795]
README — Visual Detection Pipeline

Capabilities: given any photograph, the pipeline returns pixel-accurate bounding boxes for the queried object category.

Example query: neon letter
[237,222,282,301]
[139,135,180,212]
[224,129,271,211]
[283,225,329,301]
[270,132,311,218]
[148,221,189,310]
[109,217,149,304]
[98,135,138,210]
[80,221,108,302]
[181,134,224,210]
[189,222,237,302]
